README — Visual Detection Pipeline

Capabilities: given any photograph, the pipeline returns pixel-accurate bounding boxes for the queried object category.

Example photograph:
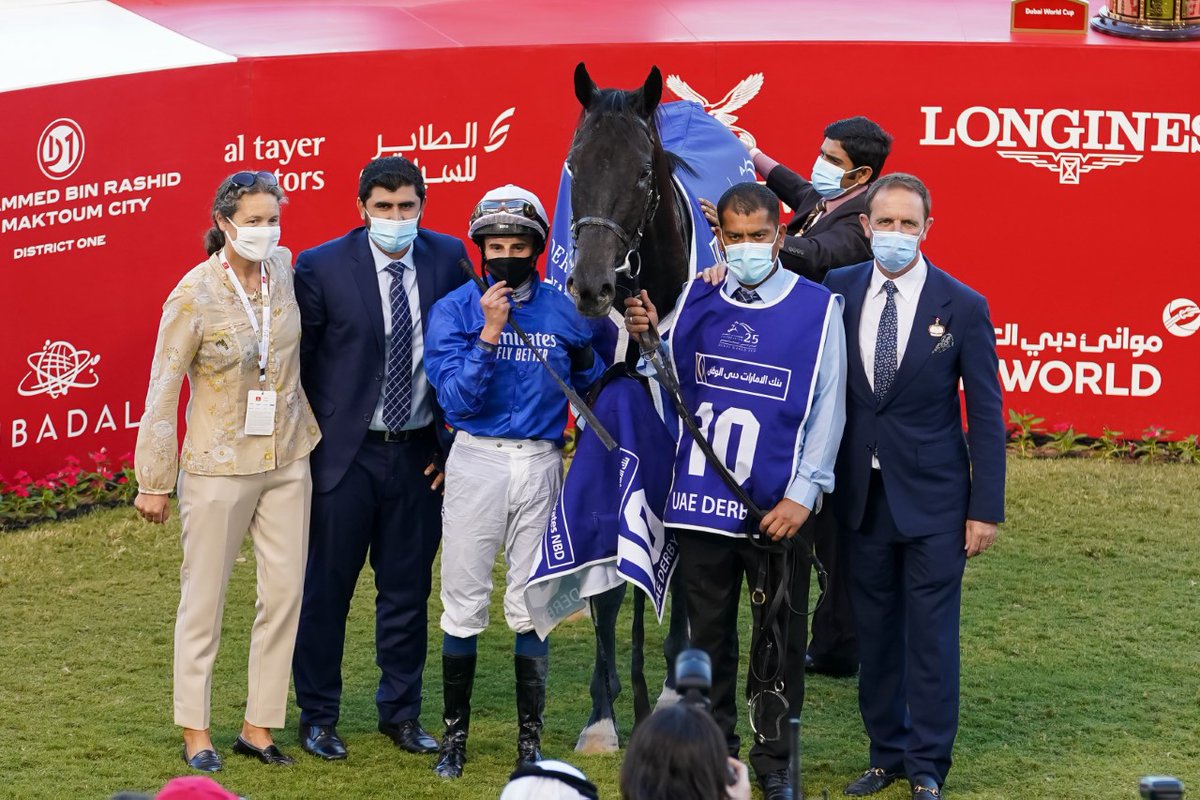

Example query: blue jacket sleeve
[565,310,605,395]
[293,249,325,384]
[961,296,1007,523]
[424,294,498,419]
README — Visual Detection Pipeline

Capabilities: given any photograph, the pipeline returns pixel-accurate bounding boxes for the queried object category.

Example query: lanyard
[220,252,271,383]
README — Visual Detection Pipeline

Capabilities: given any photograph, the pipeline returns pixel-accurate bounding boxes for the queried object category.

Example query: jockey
[424,185,605,779]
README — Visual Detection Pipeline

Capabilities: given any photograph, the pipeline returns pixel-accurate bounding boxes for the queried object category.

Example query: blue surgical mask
[723,241,776,285]
[870,229,921,273]
[367,215,419,253]
[811,156,849,200]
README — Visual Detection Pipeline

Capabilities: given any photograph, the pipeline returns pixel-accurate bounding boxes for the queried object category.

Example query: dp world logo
[1162,298,1200,338]
[37,118,85,180]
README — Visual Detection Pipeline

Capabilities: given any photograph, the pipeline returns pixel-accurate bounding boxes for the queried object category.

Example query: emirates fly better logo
[37,118,85,180]
[920,106,1200,184]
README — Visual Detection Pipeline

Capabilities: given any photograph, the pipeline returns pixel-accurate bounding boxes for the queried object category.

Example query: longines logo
[17,339,100,398]
[920,106,1200,185]
[666,73,764,148]
[37,118,86,181]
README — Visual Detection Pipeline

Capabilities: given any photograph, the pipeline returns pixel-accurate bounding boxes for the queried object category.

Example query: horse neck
[636,147,689,316]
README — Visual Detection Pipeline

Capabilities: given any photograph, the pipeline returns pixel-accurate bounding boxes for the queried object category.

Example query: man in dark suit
[824,174,1005,800]
[292,156,470,761]
[703,116,893,677]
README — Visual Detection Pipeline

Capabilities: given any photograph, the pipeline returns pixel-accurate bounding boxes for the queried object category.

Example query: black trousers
[806,505,859,669]
[674,528,809,776]
[293,428,443,727]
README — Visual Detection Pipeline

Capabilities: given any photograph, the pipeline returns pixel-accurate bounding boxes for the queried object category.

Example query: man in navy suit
[824,174,1005,800]
[291,156,470,760]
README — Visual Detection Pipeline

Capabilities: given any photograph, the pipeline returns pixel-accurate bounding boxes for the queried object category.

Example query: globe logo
[17,339,101,398]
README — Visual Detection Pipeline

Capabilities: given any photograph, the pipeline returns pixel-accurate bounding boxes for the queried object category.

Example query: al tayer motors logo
[37,118,86,180]
[920,106,1200,185]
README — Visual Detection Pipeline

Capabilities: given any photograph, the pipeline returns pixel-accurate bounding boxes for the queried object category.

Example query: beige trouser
[174,455,311,730]
[440,431,562,637]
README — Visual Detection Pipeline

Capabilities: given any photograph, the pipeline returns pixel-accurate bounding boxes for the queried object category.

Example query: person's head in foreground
[619,702,750,800]
[155,775,240,800]
[500,759,598,800]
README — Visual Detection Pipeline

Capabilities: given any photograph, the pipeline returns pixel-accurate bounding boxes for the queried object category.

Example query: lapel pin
[928,317,946,337]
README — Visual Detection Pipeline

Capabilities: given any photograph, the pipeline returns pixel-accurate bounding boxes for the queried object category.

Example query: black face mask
[484,256,537,287]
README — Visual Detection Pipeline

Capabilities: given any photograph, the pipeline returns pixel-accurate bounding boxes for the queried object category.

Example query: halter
[570,180,660,278]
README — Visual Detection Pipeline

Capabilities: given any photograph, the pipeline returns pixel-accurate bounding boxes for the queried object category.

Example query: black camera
[674,648,713,707]
[1141,776,1184,800]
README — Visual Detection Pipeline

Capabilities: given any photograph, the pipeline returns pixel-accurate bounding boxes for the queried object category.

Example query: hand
[726,758,751,800]
[759,498,810,541]
[134,491,170,524]
[623,290,659,346]
[701,263,727,285]
[698,197,720,237]
[424,460,445,492]
[965,519,998,558]
[479,280,512,343]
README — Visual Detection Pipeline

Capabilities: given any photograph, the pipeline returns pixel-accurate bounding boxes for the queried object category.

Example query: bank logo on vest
[1163,298,1200,338]
[17,340,100,398]
[37,118,85,181]
[920,106,1200,184]
[666,73,764,148]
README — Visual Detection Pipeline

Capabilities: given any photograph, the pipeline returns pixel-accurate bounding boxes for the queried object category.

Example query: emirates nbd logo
[919,106,1200,184]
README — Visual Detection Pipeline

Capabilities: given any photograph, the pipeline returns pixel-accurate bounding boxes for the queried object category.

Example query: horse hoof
[575,719,619,753]
[653,686,681,713]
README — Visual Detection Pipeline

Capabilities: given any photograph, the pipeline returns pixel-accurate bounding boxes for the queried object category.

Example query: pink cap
[156,776,239,800]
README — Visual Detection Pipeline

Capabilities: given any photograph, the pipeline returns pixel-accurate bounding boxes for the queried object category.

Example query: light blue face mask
[870,228,922,273]
[811,156,849,200]
[367,214,419,253]
[723,241,776,285]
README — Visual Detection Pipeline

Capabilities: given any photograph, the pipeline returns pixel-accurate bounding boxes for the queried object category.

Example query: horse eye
[639,163,653,179]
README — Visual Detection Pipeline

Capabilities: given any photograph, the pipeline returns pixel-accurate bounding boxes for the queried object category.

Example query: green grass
[1,459,1198,799]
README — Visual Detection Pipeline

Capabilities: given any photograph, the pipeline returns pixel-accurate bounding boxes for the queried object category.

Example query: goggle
[229,170,278,188]
[473,198,539,219]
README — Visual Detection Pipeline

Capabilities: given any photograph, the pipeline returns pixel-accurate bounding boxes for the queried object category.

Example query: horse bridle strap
[570,184,660,266]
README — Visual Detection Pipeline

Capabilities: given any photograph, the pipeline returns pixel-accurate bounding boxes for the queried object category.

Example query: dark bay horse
[565,62,695,752]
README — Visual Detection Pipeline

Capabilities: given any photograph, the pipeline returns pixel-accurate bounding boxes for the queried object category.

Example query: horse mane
[569,90,697,181]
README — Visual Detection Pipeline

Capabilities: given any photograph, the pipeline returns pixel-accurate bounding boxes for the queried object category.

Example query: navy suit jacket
[295,226,470,494]
[766,164,873,282]
[824,260,1006,536]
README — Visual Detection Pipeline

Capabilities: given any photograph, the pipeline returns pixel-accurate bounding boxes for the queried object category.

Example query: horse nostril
[600,283,614,300]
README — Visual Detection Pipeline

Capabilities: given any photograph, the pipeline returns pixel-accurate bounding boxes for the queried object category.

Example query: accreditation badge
[244,389,277,436]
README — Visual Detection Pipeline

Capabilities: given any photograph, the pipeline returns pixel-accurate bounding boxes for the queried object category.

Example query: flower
[64,455,81,467]
[13,470,32,484]
[12,485,30,498]
[1051,422,1072,434]
[61,473,79,488]
[119,451,134,466]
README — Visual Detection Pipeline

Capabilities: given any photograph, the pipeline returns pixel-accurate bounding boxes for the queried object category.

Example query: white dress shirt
[369,240,432,431]
[859,255,927,467]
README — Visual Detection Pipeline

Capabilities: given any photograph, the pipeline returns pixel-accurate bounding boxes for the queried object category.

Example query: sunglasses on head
[229,170,278,188]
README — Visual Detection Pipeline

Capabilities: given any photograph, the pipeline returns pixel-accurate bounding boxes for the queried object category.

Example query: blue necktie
[381,261,413,431]
[873,280,898,403]
[732,287,762,304]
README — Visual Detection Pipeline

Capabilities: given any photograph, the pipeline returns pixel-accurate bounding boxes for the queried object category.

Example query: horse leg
[655,571,689,711]
[631,591,651,724]
[576,584,625,753]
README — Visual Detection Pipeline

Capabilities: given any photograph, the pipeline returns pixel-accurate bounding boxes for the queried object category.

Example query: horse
[563,62,712,753]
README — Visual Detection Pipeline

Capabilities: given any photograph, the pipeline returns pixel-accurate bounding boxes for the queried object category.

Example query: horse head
[567,62,664,318]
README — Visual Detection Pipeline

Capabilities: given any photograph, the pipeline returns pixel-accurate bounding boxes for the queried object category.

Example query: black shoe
[844,767,903,796]
[911,777,942,799]
[434,653,477,779]
[805,653,859,678]
[379,719,438,754]
[181,744,222,773]
[759,768,797,800]
[299,724,347,760]
[231,736,295,765]
[515,654,548,768]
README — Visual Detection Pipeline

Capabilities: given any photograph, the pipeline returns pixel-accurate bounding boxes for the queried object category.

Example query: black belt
[365,425,430,443]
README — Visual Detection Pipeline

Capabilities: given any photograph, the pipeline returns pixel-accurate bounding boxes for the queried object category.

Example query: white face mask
[367,214,420,254]
[226,218,281,262]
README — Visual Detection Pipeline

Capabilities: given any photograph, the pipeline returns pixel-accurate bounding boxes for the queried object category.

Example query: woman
[133,171,320,772]
[619,703,751,800]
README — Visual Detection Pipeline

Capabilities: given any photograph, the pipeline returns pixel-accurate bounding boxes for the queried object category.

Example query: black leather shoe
[911,779,942,799]
[844,767,903,796]
[231,736,295,765]
[299,724,347,760]
[759,767,797,800]
[181,745,222,773]
[379,719,438,754]
[805,653,859,678]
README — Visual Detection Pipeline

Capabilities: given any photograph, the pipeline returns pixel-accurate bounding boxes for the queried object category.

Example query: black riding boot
[515,654,548,767]
[434,654,476,779]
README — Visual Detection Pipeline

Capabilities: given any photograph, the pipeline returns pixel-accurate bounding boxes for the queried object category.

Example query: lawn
[0,458,1197,800]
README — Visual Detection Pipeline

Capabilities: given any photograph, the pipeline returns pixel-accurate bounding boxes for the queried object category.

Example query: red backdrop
[3,25,1198,476]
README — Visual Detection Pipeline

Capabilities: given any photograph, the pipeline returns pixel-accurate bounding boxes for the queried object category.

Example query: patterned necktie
[873,280,898,403]
[799,199,827,234]
[381,261,413,431]
[732,287,762,304]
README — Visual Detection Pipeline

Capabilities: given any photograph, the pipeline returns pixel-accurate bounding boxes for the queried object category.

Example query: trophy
[1092,0,1200,39]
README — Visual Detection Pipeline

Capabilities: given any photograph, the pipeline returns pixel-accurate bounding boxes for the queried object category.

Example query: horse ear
[639,66,663,117]
[575,62,597,110]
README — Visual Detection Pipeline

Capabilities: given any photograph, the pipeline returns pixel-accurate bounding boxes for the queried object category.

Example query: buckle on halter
[751,588,767,605]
